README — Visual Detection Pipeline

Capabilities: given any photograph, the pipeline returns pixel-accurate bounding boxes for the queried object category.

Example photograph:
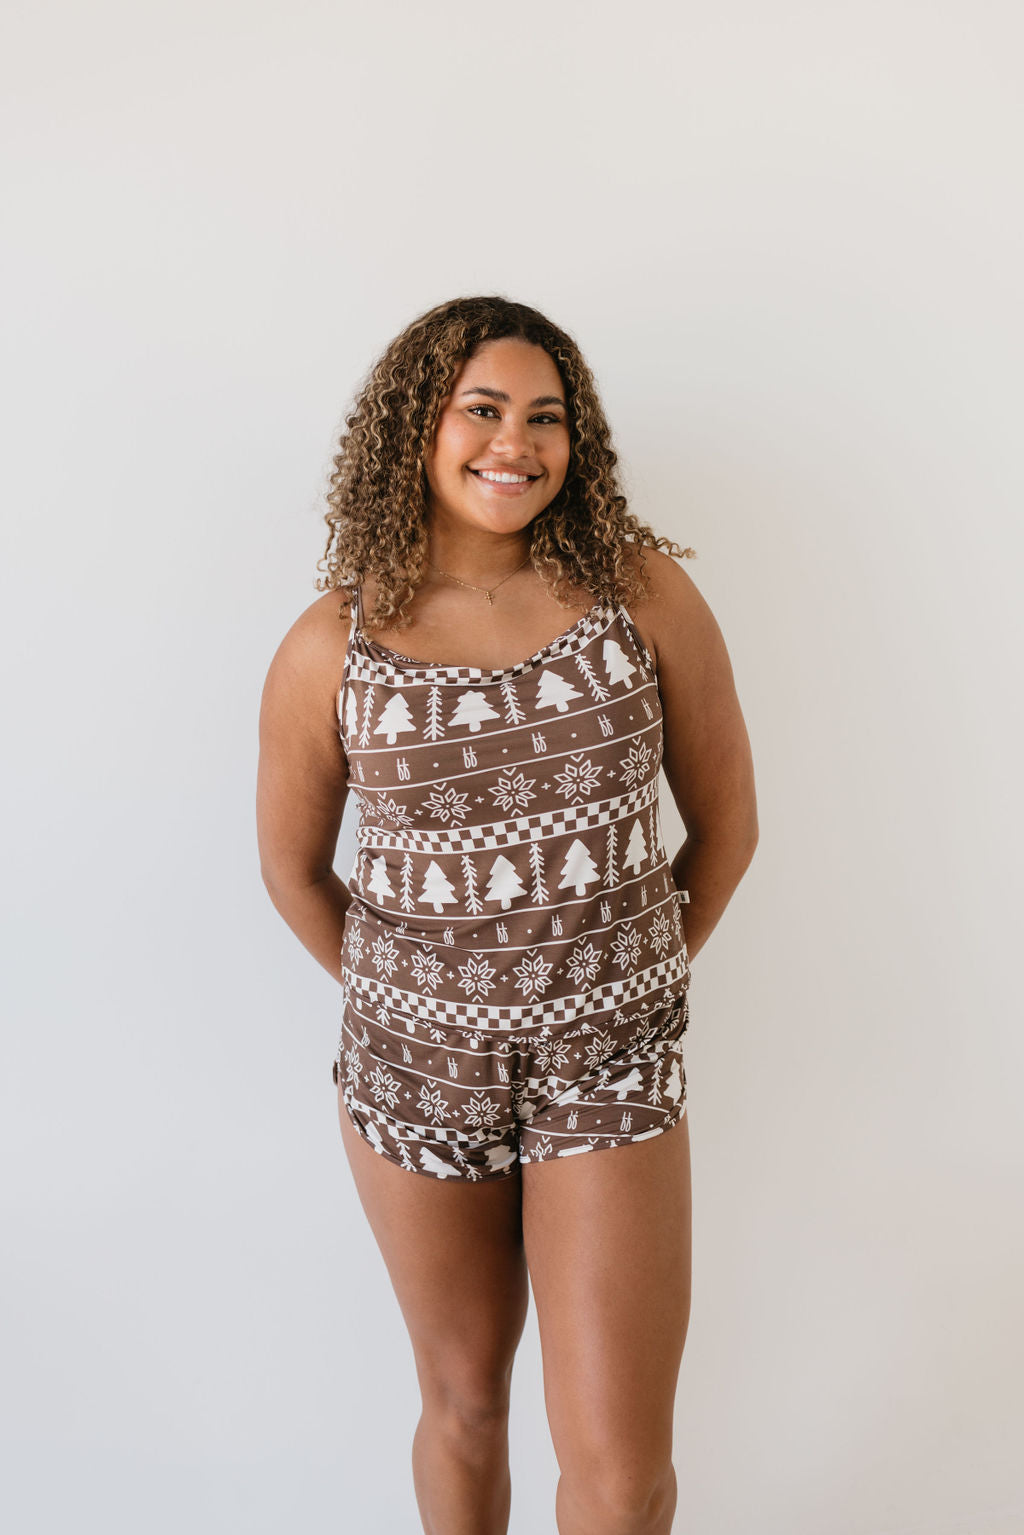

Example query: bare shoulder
[260,585,354,730]
[624,547,722,675]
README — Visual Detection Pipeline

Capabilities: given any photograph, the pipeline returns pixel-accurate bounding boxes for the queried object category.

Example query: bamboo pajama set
[331,585,692,1180]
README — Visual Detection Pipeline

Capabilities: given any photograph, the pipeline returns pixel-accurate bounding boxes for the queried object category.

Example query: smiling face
[423,337,571,538]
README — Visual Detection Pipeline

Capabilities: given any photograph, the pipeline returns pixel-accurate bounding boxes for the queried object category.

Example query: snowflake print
[565,941,602,986]
[346,926,366,966]
[618,737,654,789]
[370,934,400,980]
[489,769,537,813]
[424,783,471,824]
[512,948,555,1000]
[368,1063,402,1109]
[410,948,446,992]
[553,754,602,805]
[417,1084,452,1124]
[581,1030,617,1071]
[344,1044,364,1083]
[374,795,414,827]
[533,1038,571,1074]
[456,954,498,1000]
[464,1093,501,1129]
[647,910,674,956]
[628,1015,661,1054]
[611,923,643,970]
[527,1134,555,1161]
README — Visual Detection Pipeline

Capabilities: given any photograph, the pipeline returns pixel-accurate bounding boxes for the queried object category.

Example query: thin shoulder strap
[352,583,365,629]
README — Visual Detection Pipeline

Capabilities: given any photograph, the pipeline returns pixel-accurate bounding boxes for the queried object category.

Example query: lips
[469,469,540,482]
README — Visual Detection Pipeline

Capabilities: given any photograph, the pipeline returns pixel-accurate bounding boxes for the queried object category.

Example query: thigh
[338,1092,529,1400]
[521,1110,692,1472]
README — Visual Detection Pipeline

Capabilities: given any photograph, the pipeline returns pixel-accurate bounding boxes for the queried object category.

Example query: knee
[559,1460,676,1535]
[418,1366,512,1445]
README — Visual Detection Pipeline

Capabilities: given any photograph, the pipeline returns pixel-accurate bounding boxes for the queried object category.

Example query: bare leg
[522,1112,693,1535]
[338,1095,529,1534]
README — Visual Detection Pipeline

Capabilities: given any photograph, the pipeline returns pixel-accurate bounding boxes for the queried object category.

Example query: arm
[640,552,759,964]
[256,595,354,986]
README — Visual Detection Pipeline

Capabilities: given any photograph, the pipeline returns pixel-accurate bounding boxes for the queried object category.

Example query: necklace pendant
[486,591,494,605]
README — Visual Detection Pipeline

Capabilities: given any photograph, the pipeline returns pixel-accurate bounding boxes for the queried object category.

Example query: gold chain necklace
[427,554,532,605]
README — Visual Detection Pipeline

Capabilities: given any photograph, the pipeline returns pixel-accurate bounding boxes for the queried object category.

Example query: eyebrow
[457,386,567,410]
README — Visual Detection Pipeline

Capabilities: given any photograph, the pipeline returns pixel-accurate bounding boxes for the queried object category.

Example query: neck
[424,523,533,590]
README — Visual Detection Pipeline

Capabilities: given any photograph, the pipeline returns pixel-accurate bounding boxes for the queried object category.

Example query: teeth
[476,470,532,484]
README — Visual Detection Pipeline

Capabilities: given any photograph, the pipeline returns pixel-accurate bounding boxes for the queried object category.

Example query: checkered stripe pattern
[344,950,690,1034]
[358,774,659,856]
[346,603,622,687]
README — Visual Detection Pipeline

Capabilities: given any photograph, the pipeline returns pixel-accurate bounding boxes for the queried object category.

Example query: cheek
[434,419,478,470]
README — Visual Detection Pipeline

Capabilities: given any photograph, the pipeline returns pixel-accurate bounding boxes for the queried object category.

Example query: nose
[488,413,535,458]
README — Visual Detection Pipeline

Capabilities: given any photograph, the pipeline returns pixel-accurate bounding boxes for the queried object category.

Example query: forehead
[451,337,563,391]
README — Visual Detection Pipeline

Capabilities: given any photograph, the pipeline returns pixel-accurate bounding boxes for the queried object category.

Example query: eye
[467,406,563,424]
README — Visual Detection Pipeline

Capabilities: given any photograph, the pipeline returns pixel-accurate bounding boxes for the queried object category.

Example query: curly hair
[315,294,696,633]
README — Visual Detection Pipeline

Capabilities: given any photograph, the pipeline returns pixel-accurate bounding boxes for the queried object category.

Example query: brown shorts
[331,984,690,1181]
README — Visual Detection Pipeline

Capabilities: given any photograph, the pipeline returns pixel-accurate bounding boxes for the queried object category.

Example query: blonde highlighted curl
[315,294,696,634]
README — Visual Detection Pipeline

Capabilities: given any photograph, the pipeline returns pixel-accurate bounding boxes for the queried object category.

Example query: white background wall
[3,2,1022,1531]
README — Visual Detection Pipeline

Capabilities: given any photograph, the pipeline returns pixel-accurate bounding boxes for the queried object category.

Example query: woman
[257,295,758,1535]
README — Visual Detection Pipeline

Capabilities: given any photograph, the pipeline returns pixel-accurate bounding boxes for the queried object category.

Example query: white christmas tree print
[359,683,375,747]
[400,853,415,911]
[489,769,536,813]
[366,856,396,904]
[554,754,602,805]
[605,823,618,891]
[345,687,359,744]
[419,1146,463,1179]
[603,638,637,690]
[528,841,549,904]
[624,817,648,875]
[425,783,470,823]
[664,1055,684,1105]
[461,854,484,915]
[424,685,445,741]
[575,652,611,702]
[619,736,654,789]
[611,1065,645,1101]
[418,860,458,913]
[499,678,526,725]
[512,947,554,1000]
[648,803,660,858]
[485,854,527,910]
[559,838,601,897]
[449,691,501,733]
[456,954,498,1001]
[536,669,584,714]
[374,692,416,745]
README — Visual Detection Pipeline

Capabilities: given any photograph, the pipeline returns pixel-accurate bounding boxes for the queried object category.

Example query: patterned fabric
[335,994,688,1180]
[331,585,692,1178]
